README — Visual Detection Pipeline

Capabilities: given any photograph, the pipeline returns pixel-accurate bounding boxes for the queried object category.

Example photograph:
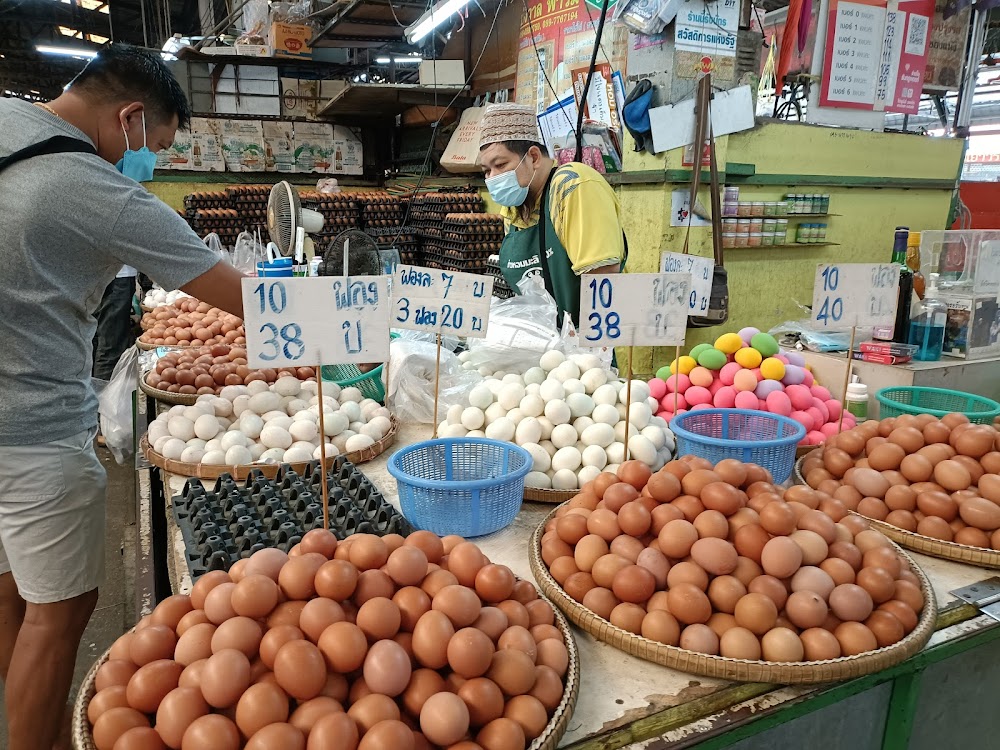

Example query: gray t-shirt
[0,99,220,445]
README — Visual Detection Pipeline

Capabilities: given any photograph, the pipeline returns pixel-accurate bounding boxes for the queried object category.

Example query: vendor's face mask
[485,153,529,207]
[116,109,157,182]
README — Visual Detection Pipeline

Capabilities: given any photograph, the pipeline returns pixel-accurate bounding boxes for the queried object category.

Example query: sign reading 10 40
[391,265,493,338]
[241,276,391,368]
[812,263,899,329]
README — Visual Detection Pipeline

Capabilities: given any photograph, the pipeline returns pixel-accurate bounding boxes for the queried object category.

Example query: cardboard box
[189,119,226,172]
[219,119,266,172]
[234,44,271,57]
[269,22,312,59]
[418,60,465,87]
[262,121,296,173]
[281,78,317,119]
[941,294,1000,360]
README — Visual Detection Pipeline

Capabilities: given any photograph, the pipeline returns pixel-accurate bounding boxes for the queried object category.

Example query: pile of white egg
[147,376,392,466]
[143,287,190,307]
[441,350,675,490]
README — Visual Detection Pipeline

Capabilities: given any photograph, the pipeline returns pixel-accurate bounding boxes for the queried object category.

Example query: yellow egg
[714,333,744,354]
[670,356,697,375]
[760,357,786,381]
[734,348,763,369]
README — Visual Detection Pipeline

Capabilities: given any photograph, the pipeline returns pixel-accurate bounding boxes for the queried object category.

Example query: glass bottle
[907,231,925,299]
[907,273,947,361]
[876,227,914,344]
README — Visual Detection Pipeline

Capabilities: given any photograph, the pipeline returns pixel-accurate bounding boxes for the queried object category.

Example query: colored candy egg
[805,430,826,445]
[689,344,713,360]
[655,365,672,381]
[774,354,789,364]
[785,384,813,411]
[670,356,697,375]
[754,380,784,399]
[648,378,667,400]
[733,347,762,369]
[696,348,728,370]
[758,398,769,410]
[810,385,832,401]
[812,399,830,424]
[820,422,842,438]
[802,370,815,387]
[685,386,713,406]
[688,367,714,388]
[750,332,779,357]
[738,327,760,344]
[824,399,842,421]
[660,393,688,413]
[806,407,825,429]
[765,390,792,416]
[713,386,737,408]
[691,403,712,411]
[719,362,742,386]
[714,333,744,354]
[665,374,691,393]
[733,370,758,392]
[790,410,814,431]
[781,365,806,385]
[708,380,724,396]
[785,350,806,367]
[759,357,786,381]
[734,391,759,410]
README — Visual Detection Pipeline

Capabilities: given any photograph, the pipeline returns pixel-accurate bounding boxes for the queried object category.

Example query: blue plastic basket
[388,438,532,537]
[670,409,806,483]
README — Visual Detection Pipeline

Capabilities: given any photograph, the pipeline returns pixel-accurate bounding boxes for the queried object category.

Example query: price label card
[241,276,391,367]
[578,273,690,347]
[391,265,493,338]
[660,251,713,317]
[812,263,900,328]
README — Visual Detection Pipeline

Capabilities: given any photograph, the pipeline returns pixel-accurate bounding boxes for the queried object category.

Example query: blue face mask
[115,110,157,182]
[485,153,529,207]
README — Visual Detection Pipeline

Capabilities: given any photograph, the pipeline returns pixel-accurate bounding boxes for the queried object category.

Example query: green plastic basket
[876,386,1000,424]
[320,334,397,403]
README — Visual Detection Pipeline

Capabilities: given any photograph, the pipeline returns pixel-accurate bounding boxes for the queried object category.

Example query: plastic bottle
[845,381,869,421]
[907,231,925,299]
[907,272,947,361]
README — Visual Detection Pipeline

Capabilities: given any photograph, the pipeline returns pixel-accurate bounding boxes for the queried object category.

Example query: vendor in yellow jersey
[478,103,625,328]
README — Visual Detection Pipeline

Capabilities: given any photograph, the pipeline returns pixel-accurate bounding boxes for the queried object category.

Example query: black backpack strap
[0,136,97,173]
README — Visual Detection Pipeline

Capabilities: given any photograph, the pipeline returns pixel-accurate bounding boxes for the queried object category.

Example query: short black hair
[68,43,191,129]
[481,140,547,155]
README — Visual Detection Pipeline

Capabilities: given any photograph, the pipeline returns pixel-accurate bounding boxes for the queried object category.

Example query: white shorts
[0,428,107,604]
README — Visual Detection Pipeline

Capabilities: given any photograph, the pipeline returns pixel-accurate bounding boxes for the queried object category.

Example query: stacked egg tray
[225,184,270,237]
[171,456,412,579]
[370,226,422,265]
[409,192,484,231]
[357,193,408,229]
[486,255,513,299]
[420,213,502,273]
[301,192,362,239]
[183,190,230,213]
[187,209,241,246]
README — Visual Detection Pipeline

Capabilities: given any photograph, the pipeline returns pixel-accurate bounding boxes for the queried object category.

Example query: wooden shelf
[787,213,839,218]
[727,242,840,249]
[318,82,470,119]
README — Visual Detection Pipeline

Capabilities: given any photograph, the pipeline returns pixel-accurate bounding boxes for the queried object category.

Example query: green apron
[499,172,580,328]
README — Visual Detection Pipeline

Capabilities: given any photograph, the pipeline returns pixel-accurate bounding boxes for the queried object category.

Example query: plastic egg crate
[171,457,411,579]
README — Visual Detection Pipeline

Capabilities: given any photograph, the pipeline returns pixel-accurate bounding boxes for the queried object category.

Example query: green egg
[750,332,779,357]
[656,365,673,380]
[689,343,713,360]
[697,348,728,370]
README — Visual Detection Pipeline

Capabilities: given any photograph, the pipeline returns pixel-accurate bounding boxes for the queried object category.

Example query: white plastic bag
[232,231,265,275]
[387,340,482,424]
[98,345,139,464]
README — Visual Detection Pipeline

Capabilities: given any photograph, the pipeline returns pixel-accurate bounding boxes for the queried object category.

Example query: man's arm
[180,261,246,319]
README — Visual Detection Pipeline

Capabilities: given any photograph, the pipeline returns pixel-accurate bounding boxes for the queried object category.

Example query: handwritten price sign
[660,251,713,317]
[578,273,690,347]
[241,276,391,367]
[391,265,493,338]
[813,263,900,328]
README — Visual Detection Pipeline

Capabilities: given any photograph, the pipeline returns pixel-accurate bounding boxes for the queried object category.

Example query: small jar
[735,233,749,248]
[767,231,781,246]
[764,201,778,217]
[816,223,828,241]
[737,202,752,217]
[761,232,775,246]
[777,218,789,237]
[820,194,831,214]
[751,201,765,217]
[722,233,737,248]
[796,223,811,243]
[763,218,777,232]
[748,232,763,247]
[724,186,740,202]
[809,194,821,213]
[723,201,738,217]
[749,218,763,233]
[737,218,751,233]
[723,218,738,230]
[775,200,789,216]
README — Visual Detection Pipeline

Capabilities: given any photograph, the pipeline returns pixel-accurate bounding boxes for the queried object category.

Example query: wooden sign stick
[838,325,858,433]
[316,365,330,529]
[432,333,442,439]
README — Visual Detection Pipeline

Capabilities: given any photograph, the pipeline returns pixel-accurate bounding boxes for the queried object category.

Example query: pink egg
[660,393,687,413]
[750,368,764,382]
[765,390,792,416]
[733,370,758,393]
[781,365,806,385]
[719,362,742,387]
[754,380,784,399]
[758,398,769,410]
[841,413,857,428]
[790,410,814,431]
[802,370,815,387]
[648,378,667,400]
[811,399,830,423]
[806,406,825,429]
[734,391,759,410]
[785,384,813,411]
[666,374,691,394]
[810,385,832,401]
[708,380,724,396]
[685,386,712,406]
[691,403,712,411]
[713,386,737,408]
[824,399,842,421]
[688,367,714,388]
[806,431,826,445]
[775,354,789,364]
[820,422,842,437]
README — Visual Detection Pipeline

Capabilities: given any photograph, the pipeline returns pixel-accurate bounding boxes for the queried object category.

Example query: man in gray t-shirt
[0,44,246,749]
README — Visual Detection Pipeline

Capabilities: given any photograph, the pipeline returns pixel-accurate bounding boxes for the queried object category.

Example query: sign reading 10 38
[812,263,900,329]
[391,265,493,338]
[241,276,391,368]
[578,272,690,347]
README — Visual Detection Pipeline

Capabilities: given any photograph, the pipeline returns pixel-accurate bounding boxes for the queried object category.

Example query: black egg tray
[171,456,411,578]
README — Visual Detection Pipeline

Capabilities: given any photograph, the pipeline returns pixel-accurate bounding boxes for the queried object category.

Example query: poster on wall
[189,119,226,172]
[262,121,296,173]
[673,0,740,79]
[219,119,266,172]
[332,126,364,175]
[924,0,968,90]
[156,130,191,170]
[819,0,935,115]
[293,122,335,174]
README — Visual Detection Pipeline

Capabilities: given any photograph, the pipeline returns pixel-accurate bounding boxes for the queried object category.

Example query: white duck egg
[458,350,472,362]
[592,384,619,406]
[461,407,485,430]
[570,353,602,371]
[313,443,339,460]
[258,448,285,464]
[563,379,586,396]
[345,434,375,453]
[340,402,362,423]
[525,471,552,489]
[249,443,267,461]
[494,372,507,379]
[340,387,364,404]
[606,442,626,465]
[538,380,565,402]
[551,446,582,473]
[246,380,270,396]
[180,446,205,463]
[626,402,652,429]
[616,403,628,420]
[484,402,507,426]
[194,414,220,441]
[478,367,493,377]
[225,445,253,465]
[662,431,676,454]
[349,421,365,433]
[578,465,602,486]
[202,450,227,465]
[498,384,526,411]
[582,444,608,469]
[210,397,234,418]
[506,408,525,425]
[168,405,187,417]
[566,393,595,419]
[485,379,503,395]
[331,433,352,453]
[441,424,468,439]
[161,438,186,460]
[550,424,578,450]
[539,350,566,372]
[323,382,342,400]
[551,469,579,490]
[289,420,318,443]
[360,423,384,441]
[536,416,555,441]
[573,416,595,435]
[543,400,571,426]
[221,431,248,450]
[373,407,391,420]
[591,403,619,426]
[519,394,545,418]
[467,430,486,438]
[368,416,391,439]
[232,395,251,418]
[628,435,657,465]
[580,368,608,394]
[514,417,542,446]
[540,440,557,457]
[526,383,541,396]
[167,416,196,442]
[524,367,546,385]
[183,405,212,423]
[147,422,169,445]
[557,361,581,380]
[249,392,281,415]
[501,374,525,386]
[274,376,301,397]
[284,442,315,462]
[581,422,615,449]
[523,443,551,472]
[614,421,639,443]
[292,409,318,423]
[204,439,223,454]
[641,425,666,450]
[299,380,319,395]
[447,404,465,426]
[468,386,494,410]
[239,414,264,439]
[485,417,516,442]
[619,380,651,404]
[361,400,381,420]
[647,397,660,415]
[260,425,292,450]
[286,399,309,416]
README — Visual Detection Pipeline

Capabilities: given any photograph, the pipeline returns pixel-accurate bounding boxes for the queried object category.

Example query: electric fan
[266,181,325,259]
[318,229,383,277]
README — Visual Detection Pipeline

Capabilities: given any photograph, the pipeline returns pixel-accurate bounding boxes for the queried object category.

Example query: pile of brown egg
[145,345,315,395]
[802,413,1000,549]
[541,457,924,663]
[88,531,570,750]
[140,299,245,349]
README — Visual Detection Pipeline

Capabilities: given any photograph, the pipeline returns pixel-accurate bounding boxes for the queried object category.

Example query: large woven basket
[524,486,577,504]
[73,596,579,750]
[141,416,398,479]
[138,375,200,406]
[529,506,937,684]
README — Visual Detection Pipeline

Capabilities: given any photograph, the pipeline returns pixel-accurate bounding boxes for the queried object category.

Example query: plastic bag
[387,339,482,424]
[317,178,342,194]
[392,328,462,355]
[204,233,231,265]
[98,345,139,464]
[233,231,265,275]
[238,0,269,42]
[768,320,854,352]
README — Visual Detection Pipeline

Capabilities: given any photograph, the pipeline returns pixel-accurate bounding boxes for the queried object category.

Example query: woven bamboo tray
[73,595,579,750]
[793,457,1000,568]
[524,486,576,504]
[138,374,200,406]
[529,506,937,684]
[141,416,398,479]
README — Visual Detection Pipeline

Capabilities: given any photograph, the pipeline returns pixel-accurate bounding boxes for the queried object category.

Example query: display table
[136,421,1000,749]
[801,351,1000,418]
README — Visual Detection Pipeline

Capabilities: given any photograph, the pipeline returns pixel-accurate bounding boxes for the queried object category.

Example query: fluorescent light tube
[406,0,472,44]
[36,44,98,58]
